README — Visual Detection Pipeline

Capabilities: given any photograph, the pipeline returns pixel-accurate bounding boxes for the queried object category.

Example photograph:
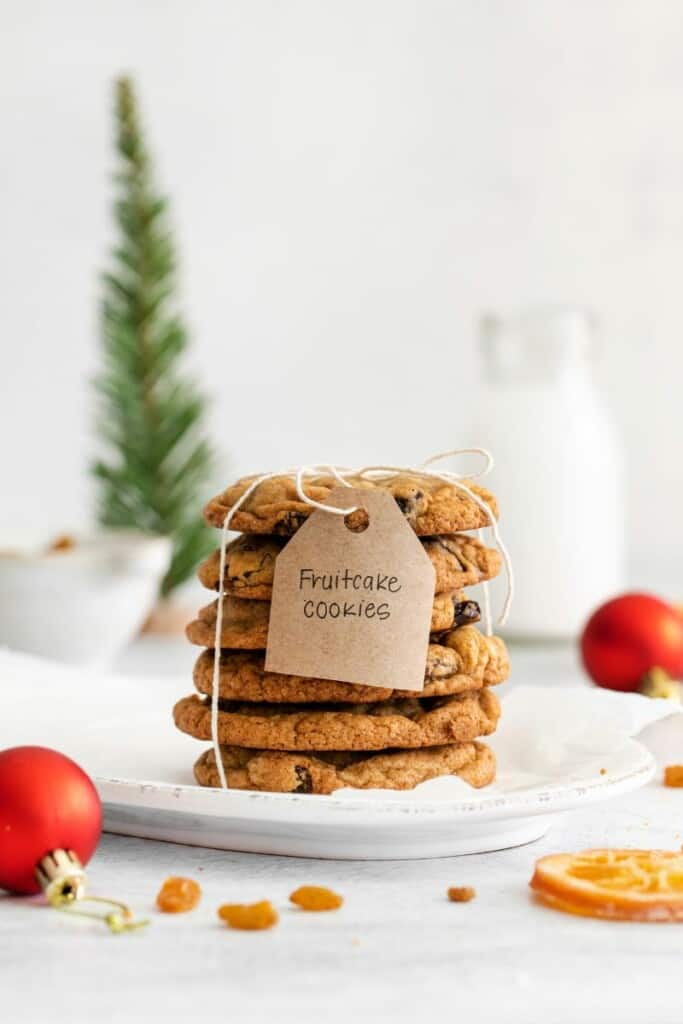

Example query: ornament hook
[53,893,148,933]
[36,849,149,934]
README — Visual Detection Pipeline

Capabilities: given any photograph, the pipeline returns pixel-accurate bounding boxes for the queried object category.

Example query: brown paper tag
[265,488,436,691]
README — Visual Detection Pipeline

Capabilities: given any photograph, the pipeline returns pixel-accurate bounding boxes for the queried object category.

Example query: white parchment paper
[333,685,681,801]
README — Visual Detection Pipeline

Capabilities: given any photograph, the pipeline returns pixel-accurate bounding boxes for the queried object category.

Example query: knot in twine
[210,448,514,788]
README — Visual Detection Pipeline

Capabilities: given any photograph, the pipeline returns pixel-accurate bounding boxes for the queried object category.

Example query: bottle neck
[480,309,595,387]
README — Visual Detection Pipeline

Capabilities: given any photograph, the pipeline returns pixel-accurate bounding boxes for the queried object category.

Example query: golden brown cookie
[204,472,498,535]
[186,598,270,649]
[192,629,508,703]
[193,649,394,703]
[173,687,500,751]
[186,592,479,648]
[421,535,502,592]
[425,626,509,687]
[198,535,283,600]
[198,533,501,599]
[193,741,495,793]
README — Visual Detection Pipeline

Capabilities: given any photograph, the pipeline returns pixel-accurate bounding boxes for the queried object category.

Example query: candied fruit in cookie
[218,900,279,930]
[156,877,202,913]
[289,885,343,911]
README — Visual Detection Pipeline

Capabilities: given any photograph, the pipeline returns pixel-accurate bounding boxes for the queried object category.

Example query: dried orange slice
[530,849,683,922]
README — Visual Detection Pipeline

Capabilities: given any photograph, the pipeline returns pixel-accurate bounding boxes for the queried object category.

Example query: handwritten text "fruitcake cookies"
[298,568,402,621]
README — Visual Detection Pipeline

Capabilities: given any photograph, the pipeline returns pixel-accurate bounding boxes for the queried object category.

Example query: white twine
[209,449,513,790]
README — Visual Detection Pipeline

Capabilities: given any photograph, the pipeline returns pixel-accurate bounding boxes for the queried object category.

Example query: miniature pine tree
[93,77,216,596]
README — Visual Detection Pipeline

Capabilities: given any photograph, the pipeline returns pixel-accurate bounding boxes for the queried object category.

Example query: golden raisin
[447,886,476,903]
[156,876,202,913]
[664,765,683,788]
[218,900,279,930]
[289,885,343,911]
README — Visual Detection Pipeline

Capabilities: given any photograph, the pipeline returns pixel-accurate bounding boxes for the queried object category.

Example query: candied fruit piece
[447,886,476,903]
[289,885,343,911]
[47,534,76,553]
[664,765,683,788]
[218,900,278,930]
[156,876,202,913]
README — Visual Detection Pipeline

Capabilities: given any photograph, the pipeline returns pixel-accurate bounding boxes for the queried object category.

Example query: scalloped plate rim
[96,737,655,824]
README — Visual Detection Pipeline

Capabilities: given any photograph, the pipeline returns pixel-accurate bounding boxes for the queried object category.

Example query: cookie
[186,598,270,649]
[192,628,508,703]
[198,535,282,600]
[186,591,481,648]
[421,535,502,592]
[204,472,498,535]
[198,533,501,599]
[426,625,509,686]
[193,741,495,793]
[194,649,395,703]
[173,687,500,751]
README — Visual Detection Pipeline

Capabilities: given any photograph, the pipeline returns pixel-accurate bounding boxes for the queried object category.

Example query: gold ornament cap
[639,668,682,703]
[35,849,87,906]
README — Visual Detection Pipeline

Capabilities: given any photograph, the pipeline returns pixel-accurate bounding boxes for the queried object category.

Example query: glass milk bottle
[469,308,624,639]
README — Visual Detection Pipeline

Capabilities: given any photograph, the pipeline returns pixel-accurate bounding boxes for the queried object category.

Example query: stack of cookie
[173,473,509,794]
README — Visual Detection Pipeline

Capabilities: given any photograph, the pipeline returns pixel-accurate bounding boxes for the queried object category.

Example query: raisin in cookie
[173,687,500,751]
[204,472,498,535]
[430,594,480,633]
[193,741,495,793]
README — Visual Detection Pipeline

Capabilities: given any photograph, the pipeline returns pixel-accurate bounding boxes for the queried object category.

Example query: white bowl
[0,530,172,666]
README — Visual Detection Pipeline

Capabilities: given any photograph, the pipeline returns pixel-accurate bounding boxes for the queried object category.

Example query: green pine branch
[92,76,217,596]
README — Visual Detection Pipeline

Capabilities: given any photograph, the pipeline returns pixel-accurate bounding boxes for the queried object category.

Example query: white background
[1,0,682,579]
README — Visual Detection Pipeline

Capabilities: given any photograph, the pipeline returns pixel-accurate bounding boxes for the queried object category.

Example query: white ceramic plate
[98,739,654,859]
[0,649,657,859]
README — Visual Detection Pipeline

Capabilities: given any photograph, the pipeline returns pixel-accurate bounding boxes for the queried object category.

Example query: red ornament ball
[580,593,683,692]
[0,746,102,895]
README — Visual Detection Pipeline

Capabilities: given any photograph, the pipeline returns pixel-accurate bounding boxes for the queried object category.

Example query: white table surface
[3,638,683,1024]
